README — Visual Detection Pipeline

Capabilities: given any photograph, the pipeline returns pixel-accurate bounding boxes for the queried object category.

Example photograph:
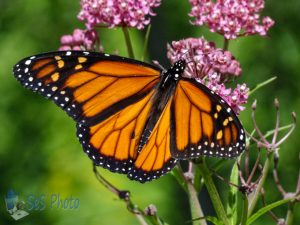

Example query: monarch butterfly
[13,51,245,183]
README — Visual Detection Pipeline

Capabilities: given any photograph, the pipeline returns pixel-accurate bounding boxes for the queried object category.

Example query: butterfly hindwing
[130,98,177,182]
[77,89,156,176]
[171,79,245,159]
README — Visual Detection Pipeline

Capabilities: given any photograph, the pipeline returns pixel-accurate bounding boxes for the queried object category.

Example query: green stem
[136,214,150,225]
[285,203,295,225]
[240,194,249,225]
[187,180,207,225]
[172,165,205,225]
[223,38,229,51]
[142,25,151,61]
[122,27,135,59]
[264,124,293,139]
[249,77,277,96]
[171,166,188,193]
[196,158,230,225]
[194,166,204,193]
[248,152,274,216]
[227,161,239,225]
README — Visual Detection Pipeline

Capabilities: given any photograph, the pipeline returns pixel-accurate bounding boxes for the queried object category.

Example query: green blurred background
[0,0,299,224]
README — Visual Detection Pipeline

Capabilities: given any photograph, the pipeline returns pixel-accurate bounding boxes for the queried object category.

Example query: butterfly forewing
[13,51,161,125]
[13,51,164,182]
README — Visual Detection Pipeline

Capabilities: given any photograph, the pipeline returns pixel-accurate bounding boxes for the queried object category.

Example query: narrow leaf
[247,197,297,225]
[227,161,239,224]
[191,216,223,225]
[142,25,151,61]
[249,76,277,96]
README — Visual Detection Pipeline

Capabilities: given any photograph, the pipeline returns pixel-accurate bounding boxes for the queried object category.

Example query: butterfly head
[160,59,186,89]
[171,60,186,80]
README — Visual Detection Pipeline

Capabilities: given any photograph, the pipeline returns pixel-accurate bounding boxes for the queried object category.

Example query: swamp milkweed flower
[78,0,161,29]
[189,0,274,39]
[59,28,100,51]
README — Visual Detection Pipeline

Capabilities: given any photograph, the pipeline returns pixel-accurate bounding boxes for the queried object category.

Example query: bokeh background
[0,0,299,224]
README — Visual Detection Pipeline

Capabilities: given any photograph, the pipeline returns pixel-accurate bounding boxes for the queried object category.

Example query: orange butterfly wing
[13,51,163,179]
[171,79,245,159]
[77,89,157,175]
[13,51,160,125]
[13,52,246,183]
[130,98,177,182]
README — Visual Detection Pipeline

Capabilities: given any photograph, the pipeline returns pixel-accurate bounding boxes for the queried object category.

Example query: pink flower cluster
[167,37,242,78]
[167,37,248,113]
[78,0,161,30]
[59,28,100,51]
[207,74,249,112]
[189,0,274,39]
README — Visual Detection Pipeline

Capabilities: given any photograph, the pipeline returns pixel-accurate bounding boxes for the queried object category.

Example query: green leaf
[227,161,239,224]
[247,197,296,225]
[248,76,277,96]
[191,216,223,225]
[193,166,203,193]
[170,166,188,193]
[211,159,227,172]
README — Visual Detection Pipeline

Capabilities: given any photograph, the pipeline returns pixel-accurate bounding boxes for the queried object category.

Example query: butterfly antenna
[179,49,190,59]
[152,60,166,71]
[188,46,202,78]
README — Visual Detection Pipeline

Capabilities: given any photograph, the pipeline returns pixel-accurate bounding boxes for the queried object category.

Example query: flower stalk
[196,158,230,225]
[248,152,273,216]
[240,194,249,225]
[223,38,229,51]
[93,164,166,225]
[173,165,206,225]
[142,25,151,61]
[286,203,295,225]
[122,27,135,59]
[187,179,207,225]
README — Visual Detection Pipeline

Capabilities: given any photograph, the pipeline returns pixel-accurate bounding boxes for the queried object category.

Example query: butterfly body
[13,51,245,183]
